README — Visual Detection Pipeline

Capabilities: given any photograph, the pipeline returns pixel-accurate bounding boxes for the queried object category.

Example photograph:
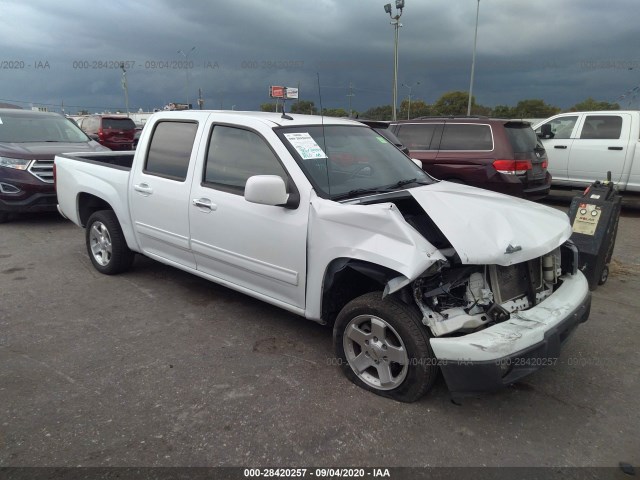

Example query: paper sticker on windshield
[376,136,388,144]
[0,118,3,125]
[284,132,327,159]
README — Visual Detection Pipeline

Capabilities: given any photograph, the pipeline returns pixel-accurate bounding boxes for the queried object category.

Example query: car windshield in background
[103,118,136,130]
[0,112,90,143]
[277,125,432,199]
[504,123,539,152]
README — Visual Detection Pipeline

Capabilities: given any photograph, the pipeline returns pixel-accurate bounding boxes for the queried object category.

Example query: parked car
[132,124,143,149]
[358,119,410,155]
[390,117,551,200]
[533,111,640,192]
[55,111,590,402]
[79,114,136,151]
[0,108,109,223]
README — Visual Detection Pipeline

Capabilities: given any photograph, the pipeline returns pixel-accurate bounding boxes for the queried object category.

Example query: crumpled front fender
[304,195,446,321]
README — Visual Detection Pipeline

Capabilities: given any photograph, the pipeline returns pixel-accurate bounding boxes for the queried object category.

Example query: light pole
[467,0,480,116]
[120,63,129,116]
[178,46,196,108]
[402,81,420,119]
[384,0,404,121]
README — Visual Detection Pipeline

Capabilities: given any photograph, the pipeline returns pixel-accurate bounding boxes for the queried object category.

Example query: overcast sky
[1,0,639,114]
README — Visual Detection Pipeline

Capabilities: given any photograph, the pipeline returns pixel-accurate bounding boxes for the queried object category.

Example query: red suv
[78,115,136,150]
[390,117,551,200]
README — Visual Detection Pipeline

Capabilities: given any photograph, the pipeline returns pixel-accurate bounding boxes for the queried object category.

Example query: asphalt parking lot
[1,200,639,469]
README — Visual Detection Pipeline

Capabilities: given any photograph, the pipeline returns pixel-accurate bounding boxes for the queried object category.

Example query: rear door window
[504,124,538,152]
[394,123,441,150]
[579,115,623,139]
[144,121,198,181]
[439,124,493,150]
[103,118,136,130]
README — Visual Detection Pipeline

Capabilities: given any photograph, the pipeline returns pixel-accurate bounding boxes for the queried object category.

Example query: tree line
[260,91,620,120]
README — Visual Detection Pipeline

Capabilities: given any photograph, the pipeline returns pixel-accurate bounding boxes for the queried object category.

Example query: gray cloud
[1,0,638,114]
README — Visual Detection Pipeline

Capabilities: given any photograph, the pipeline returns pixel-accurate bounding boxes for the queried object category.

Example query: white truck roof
[151,110,363,128]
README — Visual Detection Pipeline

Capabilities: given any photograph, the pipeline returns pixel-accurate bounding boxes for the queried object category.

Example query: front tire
[0,212,9,224]
[333,292,437,402]
[85,210,134,275]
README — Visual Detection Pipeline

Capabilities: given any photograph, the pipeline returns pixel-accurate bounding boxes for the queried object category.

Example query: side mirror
[89,134,100,141]
[245,175,291,207]
[412,158,423,168]
[539,123,553,139]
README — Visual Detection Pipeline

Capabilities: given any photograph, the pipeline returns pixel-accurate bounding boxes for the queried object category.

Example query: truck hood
[408,181,572,265]
[0,141,107,160]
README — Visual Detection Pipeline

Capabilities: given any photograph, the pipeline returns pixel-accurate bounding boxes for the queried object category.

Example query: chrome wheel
[343,314,409,390]
[89,221,112,266]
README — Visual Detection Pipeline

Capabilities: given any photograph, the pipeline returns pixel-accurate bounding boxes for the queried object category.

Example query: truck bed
[54,151,135,232]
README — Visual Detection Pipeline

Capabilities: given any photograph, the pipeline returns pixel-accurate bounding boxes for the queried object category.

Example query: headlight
[0,157,32,170]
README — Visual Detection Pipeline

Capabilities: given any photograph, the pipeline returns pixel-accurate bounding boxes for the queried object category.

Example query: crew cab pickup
[533,111,640,192]
[55,111,591,401]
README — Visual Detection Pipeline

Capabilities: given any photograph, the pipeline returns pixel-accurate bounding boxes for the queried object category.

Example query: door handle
[554,145,567,149]
[192,198,217,211]
[608,146,623,151]
[134,183,153,195]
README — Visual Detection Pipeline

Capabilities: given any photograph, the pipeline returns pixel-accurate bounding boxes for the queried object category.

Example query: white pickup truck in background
[54,111,591,402]
[533,111,640,192]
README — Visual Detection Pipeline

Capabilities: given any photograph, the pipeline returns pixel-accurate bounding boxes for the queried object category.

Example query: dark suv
[79,115,136,150]
[390,117,551,200]
[0,109,108,222]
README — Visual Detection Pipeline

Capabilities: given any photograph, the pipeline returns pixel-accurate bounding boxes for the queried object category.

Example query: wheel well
[321,259,407,326]
[78,193,113,227]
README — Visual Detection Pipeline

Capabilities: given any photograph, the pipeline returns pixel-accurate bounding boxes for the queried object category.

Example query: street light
[402,81,420,119]
[467,0,480,116]
[178,46,196,108]
[120,63,129,117]
[384,0,405,121]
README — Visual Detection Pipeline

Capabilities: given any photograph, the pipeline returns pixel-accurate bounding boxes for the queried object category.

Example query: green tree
[360,105,393,120]
[399,98,432,119]
[322,108,349,117]
[260,102,277,112]
[512,99,561,118]
[491,105,515,118]
[569,98,620,112]
[433,91,473,116]
[289,100,317,115]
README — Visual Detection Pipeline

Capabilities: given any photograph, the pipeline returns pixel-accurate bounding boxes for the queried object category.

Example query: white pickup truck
[55,111,591,402]
[533,111,640,191]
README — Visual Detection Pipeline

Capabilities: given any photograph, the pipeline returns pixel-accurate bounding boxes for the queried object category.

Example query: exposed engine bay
[348,190,576,338]
[379,193,566,337]
[412,249,562,336]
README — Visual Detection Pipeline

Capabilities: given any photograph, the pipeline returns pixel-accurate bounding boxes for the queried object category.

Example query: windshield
[0,112,91,143]
[277,125,432,199]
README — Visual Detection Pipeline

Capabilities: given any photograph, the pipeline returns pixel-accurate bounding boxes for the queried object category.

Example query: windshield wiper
[332,178,429,201]
[389,178,418,188]
[332,187,391,201]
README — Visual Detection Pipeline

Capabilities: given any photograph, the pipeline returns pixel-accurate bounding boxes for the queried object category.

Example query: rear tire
[85,210,134,275]
[598,265,609,285]
[333,292,438,402]
[0,212,9,224]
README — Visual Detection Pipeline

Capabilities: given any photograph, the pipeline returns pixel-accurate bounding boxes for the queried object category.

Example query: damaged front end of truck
[311,181,591,397]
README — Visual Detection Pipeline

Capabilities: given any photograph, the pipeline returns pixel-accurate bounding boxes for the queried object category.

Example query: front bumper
[1,167,57,213]
[431,271,591,395]
[0,192,58,213]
